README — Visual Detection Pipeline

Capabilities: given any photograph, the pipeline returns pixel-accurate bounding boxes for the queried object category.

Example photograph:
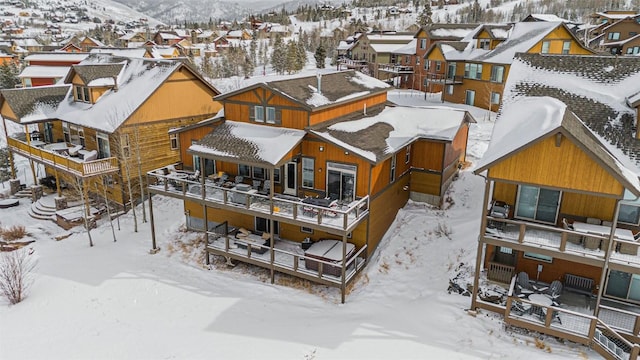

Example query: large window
[252,167,266,180]
[490,65,504,83]
[605,270,640,302]
[96,132,110,159]
[491,92,500,105]
[465,90,475,106]
[515,185,561,224]
[238,164,251,177]
[254,106,265,122]
[618,204,640,225]
[562,41,571,54]
[255,217,279,235]
[327,162,356,202]
[266,107,276,124]
[62,122,70,142]
[302,157,314,189]
[464,63,482,79]
[541,41,550,54]
[420,38,427,49]
[608,32,620,40]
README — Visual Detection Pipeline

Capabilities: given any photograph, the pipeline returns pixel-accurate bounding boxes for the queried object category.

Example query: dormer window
[479,38,490,50]
[75,85,90,103]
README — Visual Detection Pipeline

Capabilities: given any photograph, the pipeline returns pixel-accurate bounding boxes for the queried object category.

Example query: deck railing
[7,137,119,177]
[487,261,515,283]
[377,63,414,73]
[147,171,369,232]
[484,216,640,267]
[423,72,463,84]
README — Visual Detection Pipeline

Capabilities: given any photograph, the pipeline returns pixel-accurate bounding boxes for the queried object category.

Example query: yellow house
[471,53,640,357]
[424,22,594,111]
[0,54,221,214]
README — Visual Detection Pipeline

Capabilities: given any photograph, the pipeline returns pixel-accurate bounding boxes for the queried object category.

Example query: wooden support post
[595,199,622,318]
[559,233,567,252]
[471,179,491,310]
[269,167,275,285]
[518,224,526,243]
[634,316,640,337]
[1,117,15,178]
[24,125,37,184]
[149,192,159,253]
[54,169,61,196]
[341,232,347,304]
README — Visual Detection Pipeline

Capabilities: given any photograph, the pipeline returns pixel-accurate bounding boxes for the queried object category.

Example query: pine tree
[271,35,286,75]
[417,3,433,26]
[0,147,12,187]
[0,62,20,89]
[314,44,326,68]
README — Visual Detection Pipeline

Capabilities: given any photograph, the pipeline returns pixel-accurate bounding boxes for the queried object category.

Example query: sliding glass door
[515,185,561,224]
[327,162,356,202]
[605,270,640,302]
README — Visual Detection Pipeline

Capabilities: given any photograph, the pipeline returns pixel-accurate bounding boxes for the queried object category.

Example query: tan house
[348,31,414,78]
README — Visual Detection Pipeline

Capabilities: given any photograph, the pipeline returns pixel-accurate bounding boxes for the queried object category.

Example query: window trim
[301,226,313,234]
[561,41,571,54]
[490,91,500,105]
[490,65,504,83]
[514,185,562,225]
[405,145,411,164]
[523,252,553,263]
[238,164,251,177]
[121,134,131,158]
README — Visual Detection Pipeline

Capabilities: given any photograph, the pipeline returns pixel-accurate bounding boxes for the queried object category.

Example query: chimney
[316,73,322,94]
[112,76,118,92]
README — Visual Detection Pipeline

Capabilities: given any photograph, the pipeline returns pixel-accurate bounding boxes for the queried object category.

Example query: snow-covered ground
[0,91,598,359]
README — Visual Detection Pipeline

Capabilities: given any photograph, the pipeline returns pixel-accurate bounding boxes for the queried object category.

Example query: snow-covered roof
[392,39,417,55]
[430,27,477,39]
[311,105,471,163]
[528,14,571,22]
[18,65,70,79]
[158,32,181,40]
[0,84,70,123]
[336,40,354,51]
[216,70,390,110]
[481,53,640,193]
[190,120,306,166]
[370,42,412,53]
[366,34,414,42]
[25,53,89,63]
[90,47,150,58]
[594,12,639,20]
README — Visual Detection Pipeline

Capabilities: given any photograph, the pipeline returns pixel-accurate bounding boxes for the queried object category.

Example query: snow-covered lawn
[0,92,596,359]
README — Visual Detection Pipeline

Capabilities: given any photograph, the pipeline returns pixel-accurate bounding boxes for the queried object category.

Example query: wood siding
[178,124,220,169]
[411,140,444,172]
[367,174,410,255]
[410,171,442,196]
[309,93,387,127]
[223,87,308,129]
[488,135,625,196]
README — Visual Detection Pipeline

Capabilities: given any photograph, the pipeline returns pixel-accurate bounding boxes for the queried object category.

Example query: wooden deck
[147,171,370,234]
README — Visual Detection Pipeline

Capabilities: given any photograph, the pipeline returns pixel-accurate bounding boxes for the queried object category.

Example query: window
[490,91,500,105]
[23,78,31,87]
[390,154,396,182]
[254,106,265,122]
[464,63,482,79]
[97,132,110,159]
[255,217,279,235]
[562,41,571,54]
[327,162,356,202]
[75,85,90,102]
[541,41,550,53]
[420,38,427,49]
[618,204,640,225]
[302,157,314,189]
[238,164,251,177]
[523,252,553,263]
[121,134,130,157]
[424,61,429,70]
[479,38,490,50]
[252,167,265,180]
[70,125,84,146]
[170,134,179,150]
[273,168,280,183]
[606,271,640,302]
[490,65,504,83]
[62,122,70,142]
[465,90,475,106]
[405,145,411,164]
[608,32,620,40]
[498,247,513,255]
[266,107,276,124]
[301,226,313,234]
[405,55,410,64]
[630,32,638,37]
[446,85,454,95]
[435,61,441,72]
[515,185,561,224]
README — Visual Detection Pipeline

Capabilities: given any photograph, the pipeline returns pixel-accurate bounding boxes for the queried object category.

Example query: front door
[284,162,296,195]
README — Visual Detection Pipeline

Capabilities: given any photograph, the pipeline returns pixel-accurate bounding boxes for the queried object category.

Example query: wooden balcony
[475,276,640,360]
[338,58,368,69]
[482,216,640,273]
[147,170,370,235]
[7,137,119,178]
[377,63,414,74]
[423,72,463,85]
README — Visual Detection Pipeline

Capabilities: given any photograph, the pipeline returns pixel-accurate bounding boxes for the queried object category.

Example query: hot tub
[304,239,355,277]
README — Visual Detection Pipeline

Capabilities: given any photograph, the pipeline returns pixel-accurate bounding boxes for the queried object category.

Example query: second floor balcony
[7,136,119,178]
[377,63,414,74]
[423,72,463,85]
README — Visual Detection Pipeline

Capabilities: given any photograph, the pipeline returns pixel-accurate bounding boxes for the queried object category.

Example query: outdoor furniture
[252,180,261,190]
[488,200,510,230]
[188,170,200,182]
[234,175,243,184]
[258,180,271,196]
[516,272,534,296]
[82,150,98,161]
[619,233,639,255]
[572,221,634,251]
[234,228,271,254]
[586,217,601,225]
[545,280,563,300]
[564,273,594,296]
[562,218,582,245]
[304,239,356,277]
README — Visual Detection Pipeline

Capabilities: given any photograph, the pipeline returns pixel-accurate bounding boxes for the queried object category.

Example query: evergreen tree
[417,3,433,26]
[314,44,326,68]
[0,62,20,89]
[0,147,12,187]
[285,40,298,74]
[271,35,286,74]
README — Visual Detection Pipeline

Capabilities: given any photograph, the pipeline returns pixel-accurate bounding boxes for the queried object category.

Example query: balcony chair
[216,173,229,186]
[258,180,271,196]
[488,200,510,230]
[252,180,261,190]
[516,271,534,297]
[562,218,582,245]
[234,175,244,184]
[586,217,601,225]
[601,220,613,227]
[545,280,563,301]
[188,170,200,182]
[68,144,83,157]
[82,150,98,161]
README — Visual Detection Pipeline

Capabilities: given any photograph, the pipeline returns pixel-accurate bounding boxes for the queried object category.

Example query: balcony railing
[7,137,119,177]
[147,171,370,233]
[377,63,414,74]
[487,261,515,283]
[483,216,640,269]
[423,72,463,84]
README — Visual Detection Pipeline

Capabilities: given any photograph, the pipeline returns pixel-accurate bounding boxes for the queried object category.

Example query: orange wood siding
[411,140,444,172]
[528,26,595,55]
[178,125,219,169]
[1,102,18,121]
[559,192,617,221]
[410,171,442,196]
[126,68,222,125]
[492,182,518,205]
[309,93,388,127]
[223,88,309,129]
[488,135,625,196]
[367,175,410,255]
[30,78,57,87]
[444,123,469,166]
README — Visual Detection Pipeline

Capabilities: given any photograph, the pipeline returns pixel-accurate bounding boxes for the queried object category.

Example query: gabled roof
[0,84,70,123]
[215,70,390,111]
[189,120,306,167]
[481,53,640,192]
[474,96,640,196]
[417,23,478,41]
[90,47,151,58]
[310,105,473,164]
[67,63,125,85]
[470,24,513,40]
[392,39,417,55]
[24,52,89,63]
[18,65,70,79]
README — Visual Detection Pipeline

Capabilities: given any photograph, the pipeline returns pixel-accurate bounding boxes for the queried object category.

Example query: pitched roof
[0,84,70,123]
[310,105,473,163]
[18,65,70,79]
[189,120,306,167]
[477,53,640,193]
[69,63,125,85]
[420,23,479,40]
[215,70,390,111]
[24,52,89,63]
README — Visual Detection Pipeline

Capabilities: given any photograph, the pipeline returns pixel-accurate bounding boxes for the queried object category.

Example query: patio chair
[252,180,261,190]
[234,175,244,184]
[188,170,200,182]
[562,218,582,245]
[511,300,531,316]
[216,173,229,186]
[258,180,271,195]
[586,217,601,225]
[516,272,534,296]
[546,280,563,300]
[489,200,510,230]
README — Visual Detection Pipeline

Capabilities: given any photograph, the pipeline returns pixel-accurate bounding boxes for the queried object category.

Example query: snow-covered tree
[0,62,19,89]
[417,3,433,26]
[314,44,326,69]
